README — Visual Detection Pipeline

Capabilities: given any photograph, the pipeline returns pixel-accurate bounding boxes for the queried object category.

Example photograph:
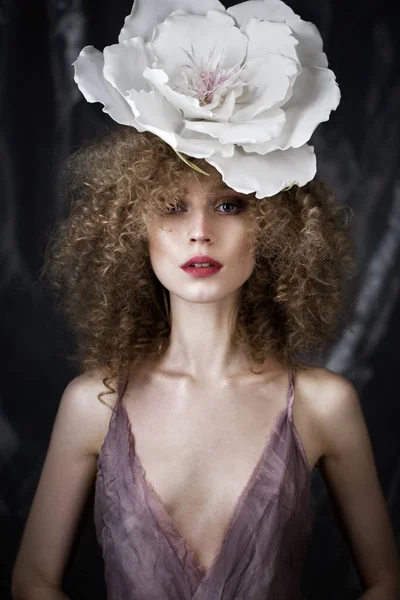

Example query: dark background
[1,0,400,598]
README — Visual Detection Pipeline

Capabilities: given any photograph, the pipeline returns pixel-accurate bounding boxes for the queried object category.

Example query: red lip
[181,255,222,268]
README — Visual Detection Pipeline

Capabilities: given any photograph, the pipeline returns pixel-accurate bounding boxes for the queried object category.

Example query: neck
[160,289,247,382]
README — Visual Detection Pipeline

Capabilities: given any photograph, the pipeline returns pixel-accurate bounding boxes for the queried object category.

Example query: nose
[187,207,213,243]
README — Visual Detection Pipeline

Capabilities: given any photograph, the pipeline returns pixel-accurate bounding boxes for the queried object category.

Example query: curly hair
[42,126,356,404]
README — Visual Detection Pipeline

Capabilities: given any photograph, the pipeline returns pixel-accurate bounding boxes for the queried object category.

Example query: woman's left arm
[315,372,400,599]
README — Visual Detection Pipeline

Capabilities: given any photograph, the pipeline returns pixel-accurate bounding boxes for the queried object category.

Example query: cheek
[236,233,255,265]
[147,227,170,267]
[223,240,255,282]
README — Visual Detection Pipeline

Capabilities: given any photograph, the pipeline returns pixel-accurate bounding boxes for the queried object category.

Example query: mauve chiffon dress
[94,369,315,599]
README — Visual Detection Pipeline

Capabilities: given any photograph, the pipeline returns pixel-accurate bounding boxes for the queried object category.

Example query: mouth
[181,264,222,278]
[181,255,223,268]
[185,263,215,268]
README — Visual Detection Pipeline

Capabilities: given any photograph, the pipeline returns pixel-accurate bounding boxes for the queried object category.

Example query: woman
[12,0,400,598]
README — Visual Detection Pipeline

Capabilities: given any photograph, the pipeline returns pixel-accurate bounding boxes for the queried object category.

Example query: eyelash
[165,200,244,215]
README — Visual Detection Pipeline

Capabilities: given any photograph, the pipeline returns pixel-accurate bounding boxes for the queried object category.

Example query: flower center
[197,70,230,104]
[173,44,245,106]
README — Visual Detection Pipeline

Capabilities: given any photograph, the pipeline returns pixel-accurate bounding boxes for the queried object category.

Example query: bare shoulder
[296,365,355,405]
[60,369,118,457]
[297,369,400,588]
[296,365,362,461]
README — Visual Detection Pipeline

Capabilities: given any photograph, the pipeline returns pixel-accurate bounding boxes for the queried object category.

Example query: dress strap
[117,375,129,398]
[114,373,129,413]
[287,368,296,424]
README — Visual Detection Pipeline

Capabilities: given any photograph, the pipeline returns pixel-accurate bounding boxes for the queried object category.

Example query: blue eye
[164,199,245,215]
[165,205,181,213]
[217,201,242,214]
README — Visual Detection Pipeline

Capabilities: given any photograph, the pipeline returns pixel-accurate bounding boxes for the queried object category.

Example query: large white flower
[73,0,340,198]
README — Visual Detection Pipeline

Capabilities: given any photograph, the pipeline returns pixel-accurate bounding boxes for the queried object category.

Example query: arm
[12,373,112,600]
[315,372,400,599]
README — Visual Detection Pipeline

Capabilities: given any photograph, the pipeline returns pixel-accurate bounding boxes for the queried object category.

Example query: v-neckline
[119,371,292,591]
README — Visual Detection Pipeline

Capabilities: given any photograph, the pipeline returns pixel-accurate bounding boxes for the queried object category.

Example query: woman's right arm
[12,373,112,599]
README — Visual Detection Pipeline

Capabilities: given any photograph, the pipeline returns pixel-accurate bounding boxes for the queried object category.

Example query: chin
[173,284,243,304]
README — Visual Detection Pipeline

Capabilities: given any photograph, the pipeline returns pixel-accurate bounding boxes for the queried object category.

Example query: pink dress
[94,369,314,599]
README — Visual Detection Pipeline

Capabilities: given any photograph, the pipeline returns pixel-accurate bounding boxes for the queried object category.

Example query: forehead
[183,172,244,199]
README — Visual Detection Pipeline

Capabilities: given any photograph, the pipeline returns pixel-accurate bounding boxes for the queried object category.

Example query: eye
[163,199,245,215]
[164,204,183,214]
[216,200,245,214]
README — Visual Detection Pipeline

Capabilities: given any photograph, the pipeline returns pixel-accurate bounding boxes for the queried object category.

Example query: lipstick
[181,254,222,278]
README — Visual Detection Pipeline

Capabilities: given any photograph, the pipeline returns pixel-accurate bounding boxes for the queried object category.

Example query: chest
[99,373,318,572]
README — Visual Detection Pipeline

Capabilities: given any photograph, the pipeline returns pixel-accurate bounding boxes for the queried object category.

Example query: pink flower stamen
[172,44,247,106]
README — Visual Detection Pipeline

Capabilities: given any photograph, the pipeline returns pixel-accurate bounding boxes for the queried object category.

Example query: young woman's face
[147,173,255,304]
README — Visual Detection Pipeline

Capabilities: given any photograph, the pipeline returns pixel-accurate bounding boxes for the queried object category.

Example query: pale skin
[12,173,400,599]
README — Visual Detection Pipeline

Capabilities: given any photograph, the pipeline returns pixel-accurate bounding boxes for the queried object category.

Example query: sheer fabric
[94,369,314,599]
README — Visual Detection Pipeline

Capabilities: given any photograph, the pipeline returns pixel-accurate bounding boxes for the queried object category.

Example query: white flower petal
[73,46,138,126]
[288,19,328,68]
[74,0,340,202]
[210,89,236,121]
[119,0,226,43]
[241,66,340,153]
[143,68,214,119]
[103,38,154,95]
[125,89,182,147]
[119,91,234,158]
[227,0,299,27]
[206,144,316,198]
[206,9,236,26]
[150,13,247,77]
[229,2,327,68]
[184,107,286,144]
[231,54,300,122]
[242,19,299,62]
[176,130,235,158]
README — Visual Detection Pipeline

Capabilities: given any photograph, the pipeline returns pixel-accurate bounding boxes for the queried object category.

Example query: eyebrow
[183,184,246,199]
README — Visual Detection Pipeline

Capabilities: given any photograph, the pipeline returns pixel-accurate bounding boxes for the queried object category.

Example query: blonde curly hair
[43,126,356,404]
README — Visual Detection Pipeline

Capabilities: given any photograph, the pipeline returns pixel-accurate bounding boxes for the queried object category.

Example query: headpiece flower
[73,0,340,198]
